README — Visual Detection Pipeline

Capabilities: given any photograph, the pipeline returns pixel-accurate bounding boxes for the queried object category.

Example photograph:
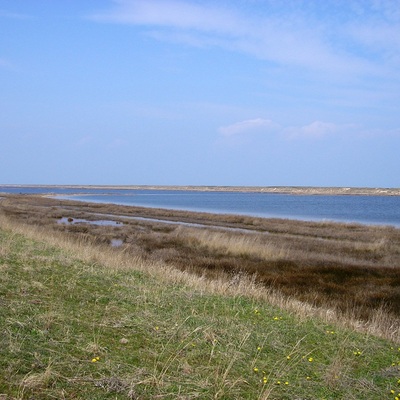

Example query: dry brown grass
[175,227,287,261]
[20,365,55,391]
[1,194,400,343]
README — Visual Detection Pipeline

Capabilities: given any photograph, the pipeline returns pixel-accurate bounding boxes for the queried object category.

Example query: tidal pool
[110,239,124,247]
[57,217,123,226]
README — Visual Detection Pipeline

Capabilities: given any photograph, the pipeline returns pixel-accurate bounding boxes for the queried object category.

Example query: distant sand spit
[2,185,400,196]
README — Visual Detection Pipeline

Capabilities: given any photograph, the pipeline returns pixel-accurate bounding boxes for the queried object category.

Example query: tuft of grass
[1,218,400,399]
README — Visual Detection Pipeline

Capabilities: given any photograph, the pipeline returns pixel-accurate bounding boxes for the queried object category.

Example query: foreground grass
[1,224,400,399]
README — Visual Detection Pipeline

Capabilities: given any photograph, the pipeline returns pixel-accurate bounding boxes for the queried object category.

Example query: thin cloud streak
[91,0,243,33]
[347,23,400,66]
[218,119,398,141]
[75,135,93,148]
[0,57,16,71]
[219,118,280,137]
[285,121,338,139]
[0,10,33,19]
[90,0,394,77]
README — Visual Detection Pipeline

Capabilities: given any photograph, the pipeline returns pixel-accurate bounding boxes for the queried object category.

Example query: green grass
[1,227,400,399]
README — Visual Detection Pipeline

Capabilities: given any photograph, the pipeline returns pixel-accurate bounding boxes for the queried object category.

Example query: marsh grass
[1,214,400,399]
[1,194,400,331]
[176,227,287,261]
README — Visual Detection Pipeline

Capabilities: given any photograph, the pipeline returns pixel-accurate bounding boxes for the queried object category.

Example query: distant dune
[3,184,400,196]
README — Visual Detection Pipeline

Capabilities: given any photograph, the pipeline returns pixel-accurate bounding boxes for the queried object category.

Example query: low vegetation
[1,214,400,399]
[1,194,400,327]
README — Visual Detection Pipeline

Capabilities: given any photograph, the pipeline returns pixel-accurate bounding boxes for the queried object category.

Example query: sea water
[1,186,399,227]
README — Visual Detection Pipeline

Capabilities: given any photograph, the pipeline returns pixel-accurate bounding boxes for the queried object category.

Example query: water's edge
[1,186,400,228]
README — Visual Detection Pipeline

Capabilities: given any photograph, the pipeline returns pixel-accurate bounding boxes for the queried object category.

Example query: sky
[1,0,400,187]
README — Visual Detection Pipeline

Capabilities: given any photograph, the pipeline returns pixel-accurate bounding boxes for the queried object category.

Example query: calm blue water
[1,186,398,227]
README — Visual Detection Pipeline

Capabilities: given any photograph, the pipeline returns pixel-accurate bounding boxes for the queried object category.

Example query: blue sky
[1,0,399,187]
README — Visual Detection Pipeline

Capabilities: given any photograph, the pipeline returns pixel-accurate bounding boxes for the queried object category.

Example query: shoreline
[1,184,400,196]
[2,193,400,230]
[0,185,400,229]
[53,195,400,228]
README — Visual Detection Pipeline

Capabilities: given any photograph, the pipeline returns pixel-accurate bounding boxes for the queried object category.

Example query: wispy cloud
[90,0,241,33]
[219,118,279,137]
[0,10,32,19]
[347,22,400,66]
[218,119,370,141]
[75,135,93,148]
[0,58,14,70]
[89,0,398,77]
[284,121,338,139]
[108,138,128,149]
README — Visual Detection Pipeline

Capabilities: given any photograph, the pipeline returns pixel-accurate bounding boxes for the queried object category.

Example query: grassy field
[1,212,400,399]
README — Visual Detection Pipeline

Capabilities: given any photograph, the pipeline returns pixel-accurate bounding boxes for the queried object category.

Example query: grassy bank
[1,217,400,399]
